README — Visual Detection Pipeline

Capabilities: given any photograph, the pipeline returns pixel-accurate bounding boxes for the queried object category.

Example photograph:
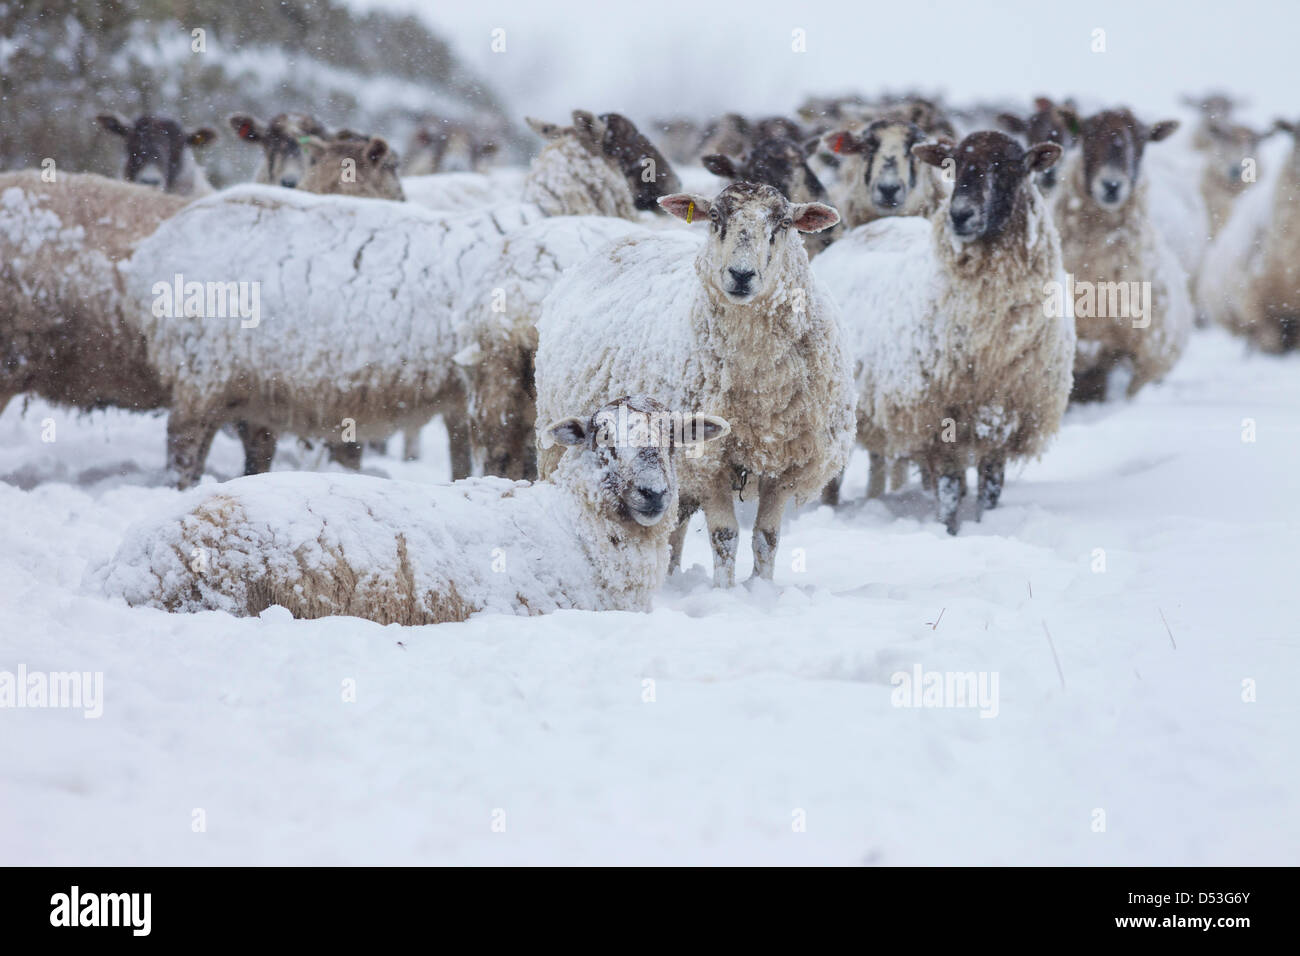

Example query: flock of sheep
[3,90,1297,626]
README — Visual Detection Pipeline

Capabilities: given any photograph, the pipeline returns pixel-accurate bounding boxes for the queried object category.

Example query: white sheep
[534,182,855,586]
[1051,110,1192,401]
[1196,119,1300,353]
[814,132,1076,534]
[91,396,729,624]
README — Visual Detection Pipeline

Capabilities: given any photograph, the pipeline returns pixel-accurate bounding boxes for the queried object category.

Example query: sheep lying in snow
[0,171,186,420]
[92,396,729,623]
[1196,119,1300,352]
[535,183,854,586]
[96,113,217,196]
[814,132,1076,534]
[1051,109,1192,402]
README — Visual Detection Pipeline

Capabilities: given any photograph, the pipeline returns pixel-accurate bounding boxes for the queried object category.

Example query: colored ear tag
[297,135,312,145]
[686,201,695,224]
[833,133,845,154]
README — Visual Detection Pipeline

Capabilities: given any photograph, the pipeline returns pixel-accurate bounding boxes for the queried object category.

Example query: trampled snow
[0,328,1295,864]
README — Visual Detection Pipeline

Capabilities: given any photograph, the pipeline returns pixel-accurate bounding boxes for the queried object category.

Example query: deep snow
[0,328,1296,865]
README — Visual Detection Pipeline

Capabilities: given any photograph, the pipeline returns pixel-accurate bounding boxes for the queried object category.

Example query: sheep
[0,171,186,421]
[1197,119,1274,237]
[1050,109,1193,402]
[95,113,217,196]
[522,112,638,219]
[701,136,842,257]
[228,112,330,188]
[298,134,406,200]
[820,119,949,229]
[402,115,504,175]
[1196,119,1300,353]
[813,132,1076,535]
[534,182,854,586]
[598,112,682,212]
[91,396,730,624]
[996,97,1079,197]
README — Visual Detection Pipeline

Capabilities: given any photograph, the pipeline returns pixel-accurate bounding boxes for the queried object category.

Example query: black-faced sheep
[95,113,217,196]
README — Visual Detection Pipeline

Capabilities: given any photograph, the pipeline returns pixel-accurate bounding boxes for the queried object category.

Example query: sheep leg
[403,424,422,462]
[866,451,887,499]
[751,476,790,582]
[668,497,698,574]
[236,422,277,476]
[327,442,363,470]
[889,458,910,491]
[976,454,1006,518]
[438,380,472,480]
[166,412,218,490]
[820,470,843,507]
[920,460,935,492]
[935,455,966,536]
[701,486,739,588]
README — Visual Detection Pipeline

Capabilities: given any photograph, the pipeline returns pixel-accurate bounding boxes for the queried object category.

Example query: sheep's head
[96,113,216,192]
[1073,109,1178,211]
[703,138,829,206]
[230,112,329,188]
[298,135,406,200]
[544,396,729,528]
[914,131,1061,242]
[826,119,934,215]
[659,183,839,302]
[1203,120,1273,189]
[996,97,1080,194]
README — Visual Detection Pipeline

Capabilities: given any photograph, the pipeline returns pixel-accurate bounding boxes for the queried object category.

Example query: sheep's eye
[780,218,793,230]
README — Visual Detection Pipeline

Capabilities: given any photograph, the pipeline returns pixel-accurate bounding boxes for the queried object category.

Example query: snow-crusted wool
[522,131,638,219]
[1052,147,1192,401]
[402,168,529,213]
[0,171,187,415]
[1196,131,1300,352]
[92,397,727,623]
[814,133,1075,533]
[534,183,855,585]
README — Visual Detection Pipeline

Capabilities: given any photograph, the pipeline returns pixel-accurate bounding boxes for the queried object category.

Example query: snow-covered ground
[0,327,1296,865]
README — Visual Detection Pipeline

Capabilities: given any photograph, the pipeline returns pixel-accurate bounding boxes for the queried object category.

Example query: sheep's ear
[824,130,864,155]
[97,113,130,137]
[1273,119,1298,136]
[658,193,711,223]
[678,414,730,446]
[1023,142,1063,174]
[790,201,840,233]
[302,116,330,138]
[1148,119,1180,142]
[365,137,390,166]
[802,136,824,158]
[525,117,561,140]
[912,142,953,168]
[701,153,738,179]
[571,110,603,147]
[229,114,264,142]
[187,127,217,148]
[996,113,1028,135]
[1032,96,1054,113]
[544,417,588,447]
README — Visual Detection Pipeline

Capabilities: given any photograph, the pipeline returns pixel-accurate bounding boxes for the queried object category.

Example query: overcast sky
[354,0,1295,126]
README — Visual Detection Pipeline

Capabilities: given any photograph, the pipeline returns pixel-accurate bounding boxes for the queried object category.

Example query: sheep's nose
[636,487,666,512]
[280,176,299,188]
[728,268,755,286]
[877,183,901,203]
[950,207,974,228]
[1101,179,1122,199]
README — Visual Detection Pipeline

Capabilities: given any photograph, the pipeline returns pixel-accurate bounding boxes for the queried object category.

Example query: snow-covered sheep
[92,396,729,624]
[0,171,186,419]
[535,182,854,586]
[1196,119,1274,238]
[701,137,842,256]
[402,115,505,175]
[814,132,1076,534]
[298,135,406,200]
[1196,119,1300,352]
[821,119,949,229]
[1051,109,1193,401]
[598,112,682,211]
[228,112,330,188]
[522,112,638,219]
[96,113,216,196]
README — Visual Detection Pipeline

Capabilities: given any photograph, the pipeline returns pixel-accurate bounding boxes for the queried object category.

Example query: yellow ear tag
[686,201,695,224]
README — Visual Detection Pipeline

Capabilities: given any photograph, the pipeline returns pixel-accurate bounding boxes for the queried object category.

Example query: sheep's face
[997,99,1079,194]
[914,132,1061,242]
[831,120,929,213]
[299,136,406,201]
[545,397,729,528]
[1077,109,1178,210]
[703,138,828,206]
[658,184,840,302]
[1203,121,1268,190]
[230,113,329,188]
[699,113,751,159]
[97,114,216,192]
